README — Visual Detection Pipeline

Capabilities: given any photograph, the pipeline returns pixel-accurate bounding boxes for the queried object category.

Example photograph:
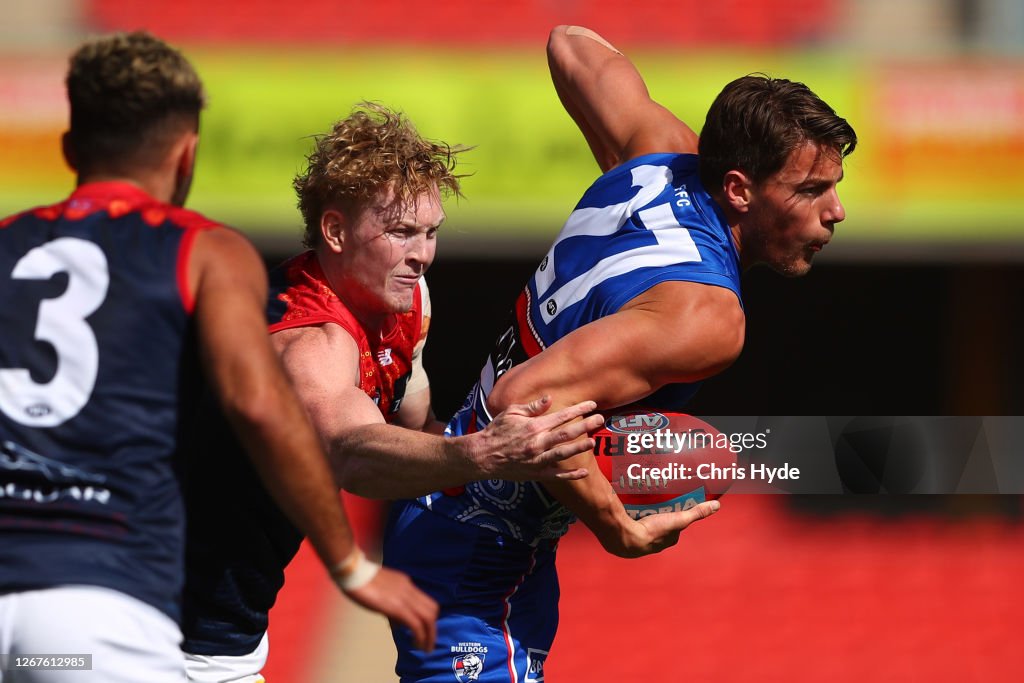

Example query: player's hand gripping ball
[592,409,737,519]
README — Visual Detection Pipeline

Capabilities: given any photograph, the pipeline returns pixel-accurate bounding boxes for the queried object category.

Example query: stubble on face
[747,142,845,277]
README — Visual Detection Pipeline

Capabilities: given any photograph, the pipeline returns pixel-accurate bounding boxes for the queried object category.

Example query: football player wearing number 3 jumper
[0,33,424,682]
[384,26,857,681]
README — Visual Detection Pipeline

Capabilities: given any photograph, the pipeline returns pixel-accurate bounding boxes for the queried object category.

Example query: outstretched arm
[189,227,436,650]
[547,25,699,172]
[271,323,603,500]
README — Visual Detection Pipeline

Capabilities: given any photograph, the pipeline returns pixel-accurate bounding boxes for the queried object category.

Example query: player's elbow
[697,312,745,379]
[547,25,598,77]
[547,25,570,55]
[331,451,384,499]
[706,328,744,377]
[332,459,367,496]
[486,361,544,416]
[327,427,393,499]
[664,304,745,383]
[547,26,574,75]
[485,375,516,417]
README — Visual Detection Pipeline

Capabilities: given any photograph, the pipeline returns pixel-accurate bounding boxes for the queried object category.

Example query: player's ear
[321,209,346,253]
[721,169,752,213]
[176,132,198,178]
[61,131,78,172]
[169,132,198,207]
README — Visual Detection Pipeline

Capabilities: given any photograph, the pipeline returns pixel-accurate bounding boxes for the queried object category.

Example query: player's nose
[407,233,435,267]
[824,188,846,226]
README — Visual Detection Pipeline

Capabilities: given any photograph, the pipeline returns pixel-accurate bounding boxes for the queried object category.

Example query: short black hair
[66,31,205,174]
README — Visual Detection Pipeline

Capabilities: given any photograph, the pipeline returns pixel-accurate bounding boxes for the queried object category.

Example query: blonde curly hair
[294,102,467,248]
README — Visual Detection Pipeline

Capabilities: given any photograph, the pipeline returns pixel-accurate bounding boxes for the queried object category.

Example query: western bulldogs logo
[452,652,485,681]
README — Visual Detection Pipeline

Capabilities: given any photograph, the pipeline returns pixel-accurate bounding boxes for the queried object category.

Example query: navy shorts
[384,499,558,683]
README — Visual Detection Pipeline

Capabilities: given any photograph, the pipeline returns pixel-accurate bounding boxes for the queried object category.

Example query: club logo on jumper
[451,642,487,682]
[1,440,107,485]
[605,412,670,434]
[545,299,557,316]
[525,648,548,682]
[377,348,394,366]
[0,440,111,505]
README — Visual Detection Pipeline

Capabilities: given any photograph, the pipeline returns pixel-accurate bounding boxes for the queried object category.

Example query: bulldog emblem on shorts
[452,652,485,681]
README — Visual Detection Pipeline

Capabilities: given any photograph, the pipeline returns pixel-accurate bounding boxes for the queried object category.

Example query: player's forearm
[225,382,357,569]
[543,461,644,557]
[332,423,480,499]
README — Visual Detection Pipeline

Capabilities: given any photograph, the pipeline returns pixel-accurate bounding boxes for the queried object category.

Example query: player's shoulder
[415,276,431,318]
[189,222,260,267]
[165,205,224,232]
[605,151,696,176]
[272,320,362,364]
[0,204,60,229]
[186,222,265,310]
[416,275,429,300]
[581,152,698,202]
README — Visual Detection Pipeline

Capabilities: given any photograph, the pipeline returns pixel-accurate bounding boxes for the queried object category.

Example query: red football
[592,409,737,518]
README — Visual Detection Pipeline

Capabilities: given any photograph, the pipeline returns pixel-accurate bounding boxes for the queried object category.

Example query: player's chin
[770,253,815,278]
[385,292,415,313]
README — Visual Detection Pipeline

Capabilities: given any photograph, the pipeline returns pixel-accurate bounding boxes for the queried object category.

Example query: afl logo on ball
[605,411,670,434]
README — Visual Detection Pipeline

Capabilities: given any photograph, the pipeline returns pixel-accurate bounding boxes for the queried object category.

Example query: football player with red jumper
[181,103,605,683]
[383,25,857,682]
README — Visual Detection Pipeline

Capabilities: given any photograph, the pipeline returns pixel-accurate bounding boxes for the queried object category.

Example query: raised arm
[189,226,437,650]
[547,25,699,172]
[487,281,744,557]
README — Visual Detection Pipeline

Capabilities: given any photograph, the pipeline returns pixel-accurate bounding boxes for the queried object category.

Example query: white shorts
[183,633,268,683]
[0,585,184,682]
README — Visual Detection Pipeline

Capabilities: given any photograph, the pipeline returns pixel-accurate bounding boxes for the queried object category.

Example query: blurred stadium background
[3,1,1023,681]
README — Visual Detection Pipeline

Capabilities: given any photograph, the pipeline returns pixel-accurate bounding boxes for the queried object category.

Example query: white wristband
[330,548,381,592]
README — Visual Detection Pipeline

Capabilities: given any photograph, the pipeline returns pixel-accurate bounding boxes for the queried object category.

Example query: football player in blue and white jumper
[383,25,858,682]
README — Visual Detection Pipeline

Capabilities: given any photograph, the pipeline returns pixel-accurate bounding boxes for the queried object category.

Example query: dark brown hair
[294,102,466,248]
[66,31,205,174]
[698,75,856,192]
